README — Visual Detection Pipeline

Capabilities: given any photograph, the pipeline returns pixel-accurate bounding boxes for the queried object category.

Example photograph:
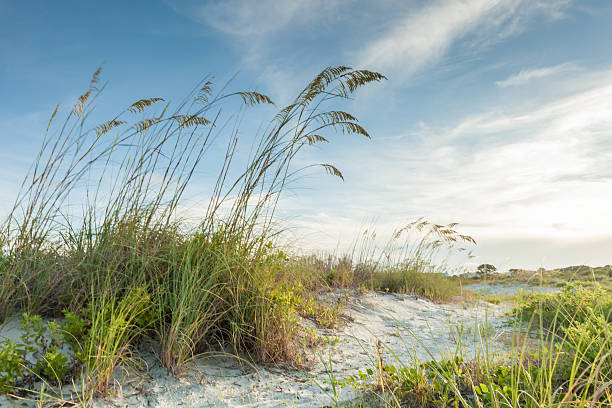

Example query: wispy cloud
[355,0,571,78]
[166,0,338,37]
[496,62,576,87]
[393,70,612,240]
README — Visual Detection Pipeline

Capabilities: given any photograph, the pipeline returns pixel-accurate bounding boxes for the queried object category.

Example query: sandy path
[1,291,510,407]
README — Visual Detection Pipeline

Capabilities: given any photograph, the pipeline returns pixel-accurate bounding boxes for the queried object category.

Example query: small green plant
[297,292,347,329]
[315,350,343,407]
[62,308,89,358]
[0,313,75,396]
[0,339,23,394]
[19,313,46,354]
[34,349,69,384]
[19,314,72,384]
[474,365,514,406]
[33,320,71,384]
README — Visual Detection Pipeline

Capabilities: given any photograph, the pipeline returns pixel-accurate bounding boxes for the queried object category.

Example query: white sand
[1,291,511,407]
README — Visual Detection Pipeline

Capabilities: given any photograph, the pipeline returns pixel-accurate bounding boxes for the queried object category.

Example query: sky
[1,0,612,271]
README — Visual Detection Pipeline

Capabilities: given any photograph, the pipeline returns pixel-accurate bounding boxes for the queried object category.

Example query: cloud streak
[355,0,571,79]
[393,70,612,239]
[496,63,575,87]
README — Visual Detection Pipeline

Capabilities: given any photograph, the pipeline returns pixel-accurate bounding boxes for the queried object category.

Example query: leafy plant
[34,348,69,384]
[0,339,23,394]
[0,313,76,396]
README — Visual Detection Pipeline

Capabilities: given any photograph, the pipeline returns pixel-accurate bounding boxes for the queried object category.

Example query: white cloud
[396,71,612,240]
[496,63,575,87]
[356,0,571,78]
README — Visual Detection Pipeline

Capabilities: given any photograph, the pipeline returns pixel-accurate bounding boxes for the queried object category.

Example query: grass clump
[81,285,154,395]
[289,220,475,303]
[483,293,520,305]
[371,268,461,301]
[353,221,474,302]
[0,65,387,401]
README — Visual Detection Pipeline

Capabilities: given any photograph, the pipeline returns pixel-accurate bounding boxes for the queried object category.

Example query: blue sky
[2,0,612,270]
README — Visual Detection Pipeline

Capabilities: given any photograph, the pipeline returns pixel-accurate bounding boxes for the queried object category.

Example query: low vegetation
[461,264,612,292]
[328,284,611,407]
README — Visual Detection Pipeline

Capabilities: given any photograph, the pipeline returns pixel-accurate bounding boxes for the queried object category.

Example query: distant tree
[477,263,496,279]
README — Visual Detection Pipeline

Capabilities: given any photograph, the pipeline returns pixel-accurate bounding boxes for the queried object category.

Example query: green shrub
[561,313,611,395]
[514,283,612,331]
[62,308,89,354]
[0,340,23,394]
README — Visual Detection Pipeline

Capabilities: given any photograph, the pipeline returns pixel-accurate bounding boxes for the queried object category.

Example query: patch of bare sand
[1,291,510,407]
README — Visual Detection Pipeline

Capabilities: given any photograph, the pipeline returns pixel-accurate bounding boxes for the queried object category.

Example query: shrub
[477,263,497,279]
[514,283,612,331]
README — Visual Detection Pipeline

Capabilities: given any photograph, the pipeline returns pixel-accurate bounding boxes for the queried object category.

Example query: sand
[1,290,512,408]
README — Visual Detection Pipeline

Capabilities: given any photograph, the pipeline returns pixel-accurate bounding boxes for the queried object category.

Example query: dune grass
[290,219,475,303]
[0,65,482,405]
[0,66,391,400]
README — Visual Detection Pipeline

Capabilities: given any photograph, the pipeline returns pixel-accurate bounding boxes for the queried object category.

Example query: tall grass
[0,66,386,395]
[289,219,475,302]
